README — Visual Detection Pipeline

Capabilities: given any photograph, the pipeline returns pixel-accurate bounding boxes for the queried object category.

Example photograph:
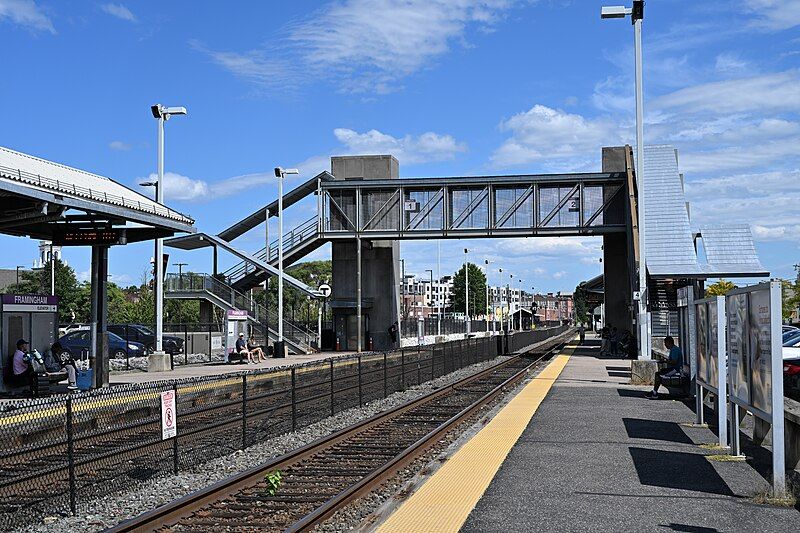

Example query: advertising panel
[727,293,749,404]
[707,300,719,387]
[695,303,707,384]
[748,289,772,414]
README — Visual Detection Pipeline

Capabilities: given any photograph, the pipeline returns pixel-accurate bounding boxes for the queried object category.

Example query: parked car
[785,356,800,402]
[107,324,184,355]
[58,330,146,359]
[782,325,798,334]
[58,323,89,337]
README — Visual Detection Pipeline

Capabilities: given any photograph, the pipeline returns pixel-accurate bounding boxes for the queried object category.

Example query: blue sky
[1,0,799,293]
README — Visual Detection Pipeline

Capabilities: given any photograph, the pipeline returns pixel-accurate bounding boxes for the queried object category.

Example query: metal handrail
[0,163,195,224]
[164,273,314,347]
[221,216,319,283]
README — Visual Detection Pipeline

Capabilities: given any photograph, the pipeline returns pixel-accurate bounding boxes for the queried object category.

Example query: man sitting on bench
[645,336,683,399]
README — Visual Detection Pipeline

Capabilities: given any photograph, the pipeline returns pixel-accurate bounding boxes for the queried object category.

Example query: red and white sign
[160,390,177,440]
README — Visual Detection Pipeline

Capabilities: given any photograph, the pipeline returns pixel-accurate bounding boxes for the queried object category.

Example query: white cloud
[139,172,209,202]
[195,0,521,94]
[491,105,621,167]
[100,3,136,22]
[552,270,566,280]
[744,0,800,31]
[653,70,800,116]
[109,140,132,151]
[333,128,466,164]
[679,136,800,173]
[0,0,54,33]
[714,52,749,73]
[495,237,601,258]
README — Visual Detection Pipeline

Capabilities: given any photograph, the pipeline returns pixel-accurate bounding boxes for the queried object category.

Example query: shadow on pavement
[659,523,722,532]
[628,447,735,496]
[624,418,693,444]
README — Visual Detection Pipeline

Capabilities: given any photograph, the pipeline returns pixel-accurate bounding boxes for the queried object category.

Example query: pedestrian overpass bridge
[165,146,765,353]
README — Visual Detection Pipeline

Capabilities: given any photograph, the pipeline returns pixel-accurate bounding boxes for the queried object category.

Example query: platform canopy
[0,145,195,242]
[641,145,767,279]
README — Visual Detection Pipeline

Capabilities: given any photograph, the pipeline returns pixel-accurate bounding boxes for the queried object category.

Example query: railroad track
[109,335,569,532]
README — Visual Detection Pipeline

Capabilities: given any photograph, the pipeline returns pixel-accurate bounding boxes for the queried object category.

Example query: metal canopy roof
[642,145,768,279]
[0,145,195,238]
[217,171,333,242]
[697,224,768,277]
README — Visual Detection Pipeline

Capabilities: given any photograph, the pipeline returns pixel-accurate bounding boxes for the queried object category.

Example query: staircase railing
[165,273,315,351]
[221,215,319,285]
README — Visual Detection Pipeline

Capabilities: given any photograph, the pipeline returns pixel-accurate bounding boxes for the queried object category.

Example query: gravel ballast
[21,355,512,533]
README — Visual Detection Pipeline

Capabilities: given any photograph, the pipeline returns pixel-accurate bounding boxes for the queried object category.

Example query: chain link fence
[0,326,568,530]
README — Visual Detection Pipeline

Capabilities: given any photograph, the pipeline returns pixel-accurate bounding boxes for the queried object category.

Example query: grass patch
[698,442,728,450]
[752,489,796,507]
[706,454,746,462]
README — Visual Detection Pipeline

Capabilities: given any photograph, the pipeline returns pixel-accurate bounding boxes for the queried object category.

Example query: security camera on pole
[274,167,299,358]
[601,1,650,360]
[149,103,186,372]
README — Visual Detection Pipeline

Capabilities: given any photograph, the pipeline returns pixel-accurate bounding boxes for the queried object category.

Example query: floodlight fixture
[600,6,631,19]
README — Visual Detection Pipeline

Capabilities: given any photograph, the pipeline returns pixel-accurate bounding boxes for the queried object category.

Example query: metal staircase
[164,273,316,354]
[222,215,324,291]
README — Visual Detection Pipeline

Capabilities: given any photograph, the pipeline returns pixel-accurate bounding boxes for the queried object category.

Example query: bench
[659,363,691,397]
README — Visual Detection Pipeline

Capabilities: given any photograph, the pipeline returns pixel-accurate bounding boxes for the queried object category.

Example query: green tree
[705,279,737,297]
[573,282,590,325]
[450,263,487,315]
[7,259,86,323]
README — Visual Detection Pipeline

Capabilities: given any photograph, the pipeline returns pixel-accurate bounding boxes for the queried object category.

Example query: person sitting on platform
[247,337,266,364]
[9,339,34,388]
[51,342,78,390]
[645,336,683,399]
[235,332,250,363]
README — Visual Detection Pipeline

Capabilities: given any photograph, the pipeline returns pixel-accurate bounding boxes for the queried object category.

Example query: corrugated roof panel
[699,224,768,276]
[640,145,704,276]
[0,145,194,224]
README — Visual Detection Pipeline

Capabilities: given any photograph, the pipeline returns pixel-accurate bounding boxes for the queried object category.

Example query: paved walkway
[109,351,355,385]
[380,339,798,532]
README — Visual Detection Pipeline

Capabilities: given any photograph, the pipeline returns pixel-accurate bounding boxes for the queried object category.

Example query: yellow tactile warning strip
[377,344,576,533]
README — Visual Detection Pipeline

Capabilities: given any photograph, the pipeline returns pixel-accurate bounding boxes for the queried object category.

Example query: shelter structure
[0,146,195,387]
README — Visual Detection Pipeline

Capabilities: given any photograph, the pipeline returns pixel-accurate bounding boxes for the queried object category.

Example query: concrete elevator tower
[329,155,401,351]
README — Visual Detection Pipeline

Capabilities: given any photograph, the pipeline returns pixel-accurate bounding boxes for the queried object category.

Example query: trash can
[273,340,286,358]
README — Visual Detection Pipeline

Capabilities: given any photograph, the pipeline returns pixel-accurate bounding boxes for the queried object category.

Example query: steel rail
[107,334,569,533]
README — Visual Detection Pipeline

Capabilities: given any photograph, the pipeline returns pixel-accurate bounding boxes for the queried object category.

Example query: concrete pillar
[603,233,633,335]
[200,300,215,325]
[330,155,400,351]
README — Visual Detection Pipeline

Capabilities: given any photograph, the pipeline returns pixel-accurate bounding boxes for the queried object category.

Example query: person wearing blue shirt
[645,336,683,399]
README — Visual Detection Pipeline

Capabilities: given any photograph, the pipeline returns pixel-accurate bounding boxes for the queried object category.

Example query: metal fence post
[291,368,297,431]
[66,396,76,515]
[242,375,248,449]
[401,349,405,389]
[208,323,212,362]
[329,358,335,417]
[184,325,188,366]
[125,324,130,370]
[383,352,388,398]
[358,355,363,407]
[172,383,179,475]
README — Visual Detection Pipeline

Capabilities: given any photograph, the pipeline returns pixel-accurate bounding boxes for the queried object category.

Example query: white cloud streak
[100,3,136,22]
[109,140,132,151]
[194,0,523,94]
[743,0,800,31]
[0,0,54,33]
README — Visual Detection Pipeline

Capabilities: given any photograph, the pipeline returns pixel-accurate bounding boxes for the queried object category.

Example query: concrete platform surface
[109,351,355,385]
[461,341,798,532]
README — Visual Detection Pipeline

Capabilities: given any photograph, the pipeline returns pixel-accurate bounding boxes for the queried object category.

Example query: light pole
[508,274,514,332]
[518,278,523,330]
[274,167,299,355]
[425,269,433,334]
[437,241,441,336]
[464,248,470,334]
[498,268,504,332]
[484,260,493,334]
[601,1,649,359]
[150,104,187,355]
[173,262,188,290]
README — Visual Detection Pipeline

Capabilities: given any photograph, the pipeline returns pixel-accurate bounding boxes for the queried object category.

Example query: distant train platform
[108,351,353,386]
[377,340,798,532]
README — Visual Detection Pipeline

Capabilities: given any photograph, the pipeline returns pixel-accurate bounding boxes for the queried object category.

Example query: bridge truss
[318,172,628,240]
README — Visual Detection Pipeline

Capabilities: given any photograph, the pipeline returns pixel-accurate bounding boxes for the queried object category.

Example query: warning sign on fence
[160,390,177,440]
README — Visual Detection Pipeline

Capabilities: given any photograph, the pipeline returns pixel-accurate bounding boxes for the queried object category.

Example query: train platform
[377,339,798,532]
[108,351,352,386]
